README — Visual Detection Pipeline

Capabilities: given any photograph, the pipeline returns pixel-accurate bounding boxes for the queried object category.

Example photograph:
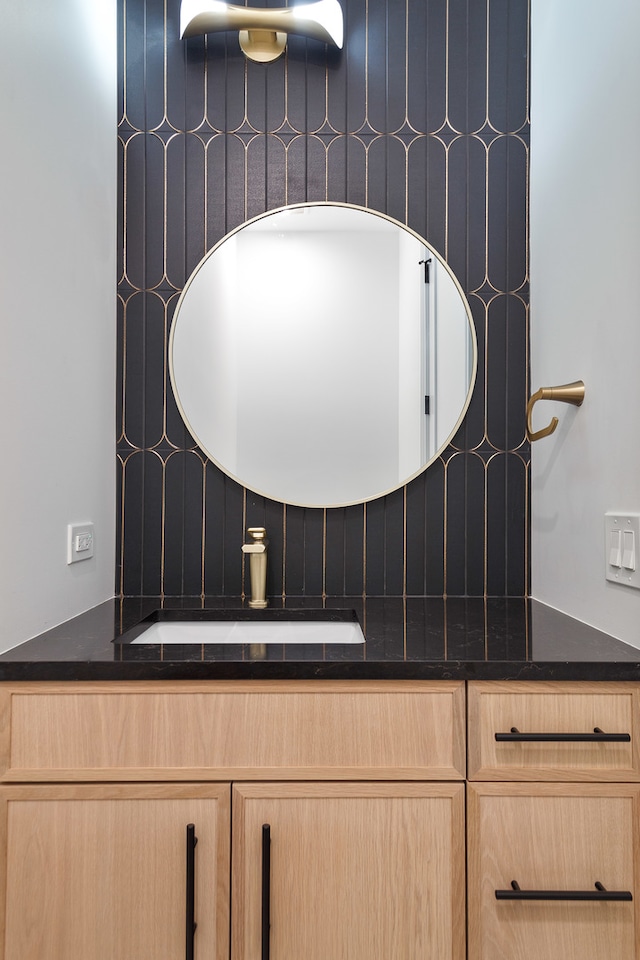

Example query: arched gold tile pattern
[117,0,531,600]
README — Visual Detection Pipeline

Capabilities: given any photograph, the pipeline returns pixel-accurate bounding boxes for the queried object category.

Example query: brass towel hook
[526,381,585,442]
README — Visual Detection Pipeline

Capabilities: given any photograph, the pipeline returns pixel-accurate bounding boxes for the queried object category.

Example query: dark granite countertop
[0,596,639,681]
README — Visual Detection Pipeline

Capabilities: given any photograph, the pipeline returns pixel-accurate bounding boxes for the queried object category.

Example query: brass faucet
[241,527,268,608]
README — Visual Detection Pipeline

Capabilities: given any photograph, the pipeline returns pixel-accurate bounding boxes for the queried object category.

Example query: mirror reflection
[169,203,477,508]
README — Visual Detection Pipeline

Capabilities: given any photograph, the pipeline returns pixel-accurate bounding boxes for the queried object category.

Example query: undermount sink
[114,609,366,653]
[130,619,365,645]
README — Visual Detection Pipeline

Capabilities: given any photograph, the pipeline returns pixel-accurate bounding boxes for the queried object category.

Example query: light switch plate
[605,514,640,589]
[67,522,95,564]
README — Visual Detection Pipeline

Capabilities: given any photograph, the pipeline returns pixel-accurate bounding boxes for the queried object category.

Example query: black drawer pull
[496,880,632,901]
[262,824,271,960]
[495,727,631,743]
[186,823,198,960]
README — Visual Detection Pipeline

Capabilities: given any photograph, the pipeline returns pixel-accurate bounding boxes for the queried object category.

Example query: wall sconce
[180,0,344,62]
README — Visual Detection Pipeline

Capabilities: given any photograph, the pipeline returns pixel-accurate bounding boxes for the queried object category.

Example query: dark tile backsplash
[117,0,530,600]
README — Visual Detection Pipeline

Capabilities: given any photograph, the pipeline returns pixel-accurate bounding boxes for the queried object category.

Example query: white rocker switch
[622,529,636,571]
[609,528,622,568]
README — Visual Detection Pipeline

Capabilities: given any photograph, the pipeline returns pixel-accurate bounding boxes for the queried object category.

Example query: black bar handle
[496,880,632,901]
[495,727,631,743]
[186,823,198,960]
[262,824,271,960]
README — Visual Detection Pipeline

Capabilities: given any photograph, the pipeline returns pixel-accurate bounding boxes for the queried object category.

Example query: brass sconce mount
[180,0,344,63]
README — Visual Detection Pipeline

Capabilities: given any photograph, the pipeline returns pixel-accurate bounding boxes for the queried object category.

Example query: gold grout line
[404,0,409,128]
[443,137,449,260]
[202,36,209,133]
[484,0,491,130]
[483,451,488,598]
[121,0,128,123]
[162,298,169,445]
[402,485,407,599]
[443,597,448,659]
[117,453,127,599]
[164,0,169,122]
[403,595,407,660]
[119,136,137,292]
[483,297,490,448]
[118,292,128,446]
[484,597,488,657]
[364,0,369,135]
[158,453,166,600]
[163,133,169,286]
[523,0,532,128]
[284,135,288,207]
[322,508,327,602]
[482,138,490,289]
[200,458,207,601]
[442,455,448,597]
[403,138,408,226]
[325,134,329,200]
[362,502,367,600]
[241,487,247,601]
[525,444,531,601]
[524,136,531,288]
[282,505,287,601]
[444,0,450,132]
[204,134,210,253]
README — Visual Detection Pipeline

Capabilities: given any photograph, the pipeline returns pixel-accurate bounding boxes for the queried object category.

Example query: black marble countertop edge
[1,595,638,682]
[1,659,640,682]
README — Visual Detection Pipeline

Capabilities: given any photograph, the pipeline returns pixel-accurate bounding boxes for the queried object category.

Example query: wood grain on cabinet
[0,783,230,960]
[467,782,640,960]
[232,781,466,960]
[0,680,466,782]
[468,681,640,781]
[5,674,639,960]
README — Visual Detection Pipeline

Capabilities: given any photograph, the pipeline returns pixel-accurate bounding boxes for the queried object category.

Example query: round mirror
[169,203,477,508]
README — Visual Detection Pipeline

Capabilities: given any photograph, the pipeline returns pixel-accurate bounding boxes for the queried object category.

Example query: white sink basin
[131,619,365,645]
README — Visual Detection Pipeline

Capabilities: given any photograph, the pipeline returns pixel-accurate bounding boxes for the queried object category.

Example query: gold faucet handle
[242,526,268,553]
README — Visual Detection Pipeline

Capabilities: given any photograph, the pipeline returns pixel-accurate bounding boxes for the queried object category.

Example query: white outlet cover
[605,514,640,589]
[67,522,95,564]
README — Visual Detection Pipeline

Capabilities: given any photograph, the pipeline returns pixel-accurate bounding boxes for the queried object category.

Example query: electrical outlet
[605,514,640,589]
[67,522,95,564]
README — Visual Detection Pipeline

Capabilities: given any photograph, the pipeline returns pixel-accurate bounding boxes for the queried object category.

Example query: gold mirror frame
[169,202,478,508]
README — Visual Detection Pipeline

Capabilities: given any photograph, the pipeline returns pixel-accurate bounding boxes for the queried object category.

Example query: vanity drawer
[468,681,640,781]
[467,782,640,960]
[0,680,466,782]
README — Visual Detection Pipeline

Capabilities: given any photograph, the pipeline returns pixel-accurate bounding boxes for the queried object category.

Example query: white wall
[530,0,640,646]
[0,0,117,649]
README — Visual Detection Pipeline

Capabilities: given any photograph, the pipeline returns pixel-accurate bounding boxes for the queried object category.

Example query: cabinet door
[232,781,465,960]
[0,783,230,960]
[468,783,640,960]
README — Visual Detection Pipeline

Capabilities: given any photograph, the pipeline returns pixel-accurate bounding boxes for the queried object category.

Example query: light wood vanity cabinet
[1,677,639,960]
[0,681,466,960]
[467,681,640,960]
